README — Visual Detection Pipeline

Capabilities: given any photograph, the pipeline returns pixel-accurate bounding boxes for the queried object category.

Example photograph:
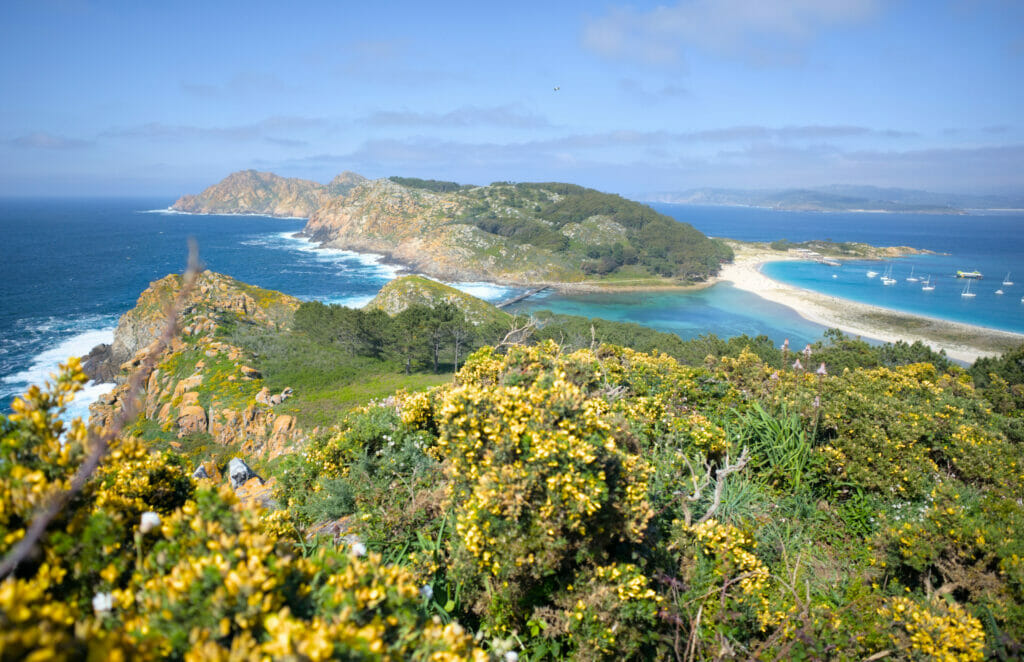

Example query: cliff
[90,271,305,465]
[174,172,734,287]
[171,169,366,217]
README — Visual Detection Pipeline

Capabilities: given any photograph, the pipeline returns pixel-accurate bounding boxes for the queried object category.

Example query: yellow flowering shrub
[557,563,664,659]
[878,596,985,661]
[0,365,486,661]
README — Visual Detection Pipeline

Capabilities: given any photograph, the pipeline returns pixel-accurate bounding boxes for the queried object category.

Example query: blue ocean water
[652,204,1024,335]
[2,198,1021,420]
[0,198,515,418]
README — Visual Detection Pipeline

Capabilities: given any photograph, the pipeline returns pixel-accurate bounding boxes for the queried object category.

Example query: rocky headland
[89,271,305,468]
[173,172,733,288]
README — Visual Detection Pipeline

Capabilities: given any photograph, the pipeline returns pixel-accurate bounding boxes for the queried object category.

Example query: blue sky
[1,0,1022,197]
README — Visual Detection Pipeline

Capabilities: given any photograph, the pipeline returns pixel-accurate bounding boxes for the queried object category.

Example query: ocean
[1,198,1021,420]
[652,204,1024,336]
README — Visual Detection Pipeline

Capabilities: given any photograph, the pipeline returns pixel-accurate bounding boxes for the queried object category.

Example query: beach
[717,242,1024,363]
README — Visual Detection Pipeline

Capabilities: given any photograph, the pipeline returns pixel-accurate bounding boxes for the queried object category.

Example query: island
[173,171,733,288]
[173,171,1024,362]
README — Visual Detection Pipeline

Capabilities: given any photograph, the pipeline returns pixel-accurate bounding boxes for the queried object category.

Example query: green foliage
[455,181,733,281]
[732,403,821,492]
[388,176,469,192]
[7,312,1024,659]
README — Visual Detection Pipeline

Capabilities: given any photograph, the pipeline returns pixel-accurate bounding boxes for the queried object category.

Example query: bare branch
[0,243,202,579]
[697,447,750,526]
[497,316,538,349]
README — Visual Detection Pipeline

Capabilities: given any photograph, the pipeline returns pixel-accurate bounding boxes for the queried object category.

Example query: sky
[1,0,1022,198]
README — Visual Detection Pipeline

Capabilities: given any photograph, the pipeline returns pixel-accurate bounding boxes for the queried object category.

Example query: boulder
[228,458,261,489]
[192,464,210,479]
[255,387,271,405]
[270,394,282,405]
[176,405,208,436]
[81,343,117,383]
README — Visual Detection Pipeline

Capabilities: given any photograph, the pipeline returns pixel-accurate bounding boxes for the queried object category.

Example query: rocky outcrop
[365,275,512,326]
[81,343,117,383]
[89,271,307,465]
[171,170,330,217]
[93,270,300,384]
[301,179,566,283]
[228,458,260,489]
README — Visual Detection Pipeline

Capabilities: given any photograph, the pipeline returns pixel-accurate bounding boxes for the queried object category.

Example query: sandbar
[716,242,1024,364]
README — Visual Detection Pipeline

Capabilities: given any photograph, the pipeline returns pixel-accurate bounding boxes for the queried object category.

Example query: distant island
[641,184,1024,214]
[173,171,733,289]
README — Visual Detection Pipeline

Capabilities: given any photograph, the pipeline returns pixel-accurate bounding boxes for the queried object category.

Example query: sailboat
[881,265,897,286]
[866,269,878,278]
[996,288,1005,295]
[921,276,935,292]
[961,280,976,298]
[905,266,918,282]
[1003,272,1014,286]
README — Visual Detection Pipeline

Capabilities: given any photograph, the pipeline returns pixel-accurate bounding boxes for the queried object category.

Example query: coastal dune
[718,243,1024,363]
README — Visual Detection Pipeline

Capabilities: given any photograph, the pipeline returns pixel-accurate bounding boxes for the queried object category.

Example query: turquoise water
[655,204,1024,334]
[3,198,1021,420]
[511,284,827,347]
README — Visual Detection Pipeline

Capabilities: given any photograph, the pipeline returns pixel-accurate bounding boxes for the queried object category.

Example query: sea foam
[443,281,518,302]
[1,325,116,422]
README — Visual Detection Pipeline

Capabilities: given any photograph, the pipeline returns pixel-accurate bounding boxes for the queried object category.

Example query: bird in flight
[554,86,560,91]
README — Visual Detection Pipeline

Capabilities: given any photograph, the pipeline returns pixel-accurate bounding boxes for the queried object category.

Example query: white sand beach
[717,244,1024,364]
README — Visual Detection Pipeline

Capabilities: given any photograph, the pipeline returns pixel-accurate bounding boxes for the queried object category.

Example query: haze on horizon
[1,0,1022,199]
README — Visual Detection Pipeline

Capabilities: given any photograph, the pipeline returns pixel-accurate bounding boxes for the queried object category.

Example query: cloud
[102,116,327,143]
[264,137,309,148]
[617,78,692,102]
[7,131,92,149]
[179,72,297,99]
[275,133,1023,195]
[583,0,884,66]
[359,105,551,129]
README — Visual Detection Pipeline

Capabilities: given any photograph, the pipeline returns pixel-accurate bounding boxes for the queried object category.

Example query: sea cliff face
[89,271,305,464]
[172,169,366,218]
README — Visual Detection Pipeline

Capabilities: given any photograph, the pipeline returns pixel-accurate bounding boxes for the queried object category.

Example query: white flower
[351,541,367,557]
[139,511,161,534]
[92,592,113,614]
[420,584,434,600]
[504,652,519,662]
[816,362,828,376]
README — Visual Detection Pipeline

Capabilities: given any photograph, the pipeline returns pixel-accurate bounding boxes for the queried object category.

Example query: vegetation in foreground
[2,300,1023,659]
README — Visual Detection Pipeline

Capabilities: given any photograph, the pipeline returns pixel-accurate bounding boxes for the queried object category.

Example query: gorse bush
[0,360,486,660]
[3,333,1023,659]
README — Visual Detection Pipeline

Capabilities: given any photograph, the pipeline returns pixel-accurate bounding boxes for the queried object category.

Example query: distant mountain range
[640,185,1024,214]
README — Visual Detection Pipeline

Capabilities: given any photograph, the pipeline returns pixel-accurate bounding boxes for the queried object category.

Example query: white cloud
[583,0,883,66]
[359,105,551,129]
[7,131,92,149]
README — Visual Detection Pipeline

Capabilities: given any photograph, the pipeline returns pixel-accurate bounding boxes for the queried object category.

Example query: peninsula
[173,171,733,288]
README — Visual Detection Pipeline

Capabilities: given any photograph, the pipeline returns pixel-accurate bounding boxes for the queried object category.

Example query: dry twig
[0,243,202,579]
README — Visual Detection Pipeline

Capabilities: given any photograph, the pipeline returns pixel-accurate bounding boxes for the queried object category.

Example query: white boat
[961,280,976,298]
[921,276,935,292]
[866,270,878,278]
[905,266,918,282]
[1003,272,1014,286]
[996,289,1004,295]
[881,265,896,286]
[832,274,838,278]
